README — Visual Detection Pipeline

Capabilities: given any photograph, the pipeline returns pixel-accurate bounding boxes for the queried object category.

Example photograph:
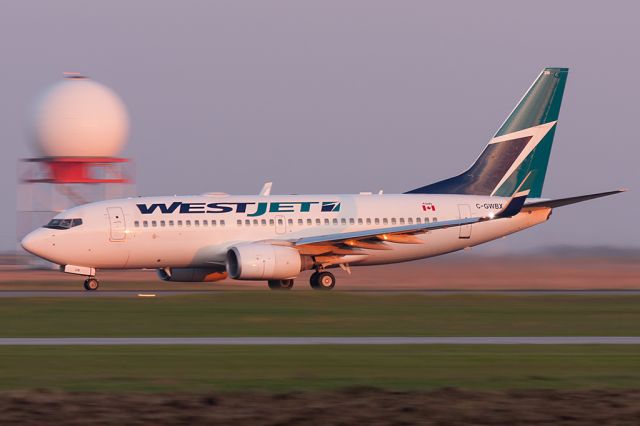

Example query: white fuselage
[22,193,551,270]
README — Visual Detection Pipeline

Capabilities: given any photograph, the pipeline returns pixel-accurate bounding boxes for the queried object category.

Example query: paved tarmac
[0,337,639,345]
[2,290,640,297]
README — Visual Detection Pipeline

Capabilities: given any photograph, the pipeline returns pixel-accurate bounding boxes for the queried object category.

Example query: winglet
[496,190,529,218]
[259,182,273,196]
[495,171,532,218]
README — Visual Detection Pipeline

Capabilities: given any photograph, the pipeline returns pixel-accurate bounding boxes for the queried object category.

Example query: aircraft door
[457,204,472,239]
[107,207,127,241]
[275,215,286,234]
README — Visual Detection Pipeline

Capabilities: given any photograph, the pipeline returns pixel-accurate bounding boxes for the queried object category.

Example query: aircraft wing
[293,190,529,249]
[293,216,482,246]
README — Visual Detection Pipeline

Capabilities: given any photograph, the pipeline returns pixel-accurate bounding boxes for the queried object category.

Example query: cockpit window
[44,218,83,230]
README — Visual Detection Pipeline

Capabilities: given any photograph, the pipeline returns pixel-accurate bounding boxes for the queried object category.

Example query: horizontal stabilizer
[524,189,627,209]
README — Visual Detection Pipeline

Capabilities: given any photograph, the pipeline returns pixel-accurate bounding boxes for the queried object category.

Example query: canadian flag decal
[422,202,436,212]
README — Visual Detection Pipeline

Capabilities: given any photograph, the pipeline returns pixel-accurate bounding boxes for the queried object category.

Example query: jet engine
[226,244,309,280]
[157,267,227,282]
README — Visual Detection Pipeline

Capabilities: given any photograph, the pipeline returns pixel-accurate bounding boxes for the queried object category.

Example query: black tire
[311,271,335,291]
[309,272,320,289]
[83,278,99,291]
[281,279,294,289]
[268,279,293,290]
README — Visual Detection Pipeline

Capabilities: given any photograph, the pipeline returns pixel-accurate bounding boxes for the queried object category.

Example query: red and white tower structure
[18,74,135,243]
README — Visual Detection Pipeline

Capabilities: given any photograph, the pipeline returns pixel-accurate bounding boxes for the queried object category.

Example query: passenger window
[416,218,421,224]
[433,217,438,222]
[186,220,191,226]
[383,218,388,225]
[269,219,275,225]
[194,220,200,227]
[288,219,293,225]
[245,219,251,226]
[366,218,371,225]
[261,219,267,226]
[177,220,183,227]
[169,220,175,226]
[253,219,259,226]
[374,218,380,225]
[307,219,312,225]
[220,220,225,226]
[298,219,303,225]
[134,221,140,228]
[277,219,283,225]
[332,218,338,225]
[212,220,217,226]
[391,218,397,225]
[408,218,413,224]
[324,218,330,225]
[160,220,166,227]
[399,218,405,225]
[315,219,321,225]
[202,220,208,226]
[341,218,346,225]
[143,221,148,228]
[424,217,429,223]
[349,218,355,225]
[237,220,242,226]
[357,218,363,225]
[151,220,157,227]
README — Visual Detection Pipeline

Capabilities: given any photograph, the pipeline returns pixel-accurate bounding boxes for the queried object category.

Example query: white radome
[31,77,129,157]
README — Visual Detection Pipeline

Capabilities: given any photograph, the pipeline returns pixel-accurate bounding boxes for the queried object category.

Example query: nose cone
[21,228,51,260]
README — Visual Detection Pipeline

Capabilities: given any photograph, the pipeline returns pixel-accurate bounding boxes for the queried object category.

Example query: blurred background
[0,1,637,253]
[0,6,639,422]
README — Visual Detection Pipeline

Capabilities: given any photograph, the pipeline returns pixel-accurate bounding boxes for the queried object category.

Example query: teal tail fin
[407,67,568,197]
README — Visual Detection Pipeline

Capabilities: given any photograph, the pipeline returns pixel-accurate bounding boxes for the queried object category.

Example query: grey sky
[0,1,637,252]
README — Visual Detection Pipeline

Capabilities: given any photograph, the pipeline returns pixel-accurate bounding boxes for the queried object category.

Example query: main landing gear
[310,271,336,291]
[83,277,99,291]
[268,279,294,290]
[266,271,337,291]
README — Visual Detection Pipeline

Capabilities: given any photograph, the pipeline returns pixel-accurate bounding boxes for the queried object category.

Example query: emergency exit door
[107,207,126,241]
[457,204,472,239]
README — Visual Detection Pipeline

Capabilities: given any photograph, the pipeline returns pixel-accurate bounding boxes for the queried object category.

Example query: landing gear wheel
[310,272,320,289]
[83,278,99,291]
[268,279,294,290]
[310,271,335,291]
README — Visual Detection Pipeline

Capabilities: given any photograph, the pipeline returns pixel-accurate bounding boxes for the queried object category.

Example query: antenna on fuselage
[259,182,273,196]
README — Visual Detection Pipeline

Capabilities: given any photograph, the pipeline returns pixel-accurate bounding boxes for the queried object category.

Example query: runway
[1,337,639,345]
[2,290,640,298]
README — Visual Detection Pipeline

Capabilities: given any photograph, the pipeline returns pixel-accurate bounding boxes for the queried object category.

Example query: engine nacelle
[157,268,227,282]
[226,244,304,280]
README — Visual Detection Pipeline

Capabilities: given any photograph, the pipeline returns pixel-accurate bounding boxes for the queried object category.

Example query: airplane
[21,67,625,291]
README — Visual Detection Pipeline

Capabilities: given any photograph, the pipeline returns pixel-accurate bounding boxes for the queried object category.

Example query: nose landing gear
[60,265,99,291]
[83,277,100,291]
